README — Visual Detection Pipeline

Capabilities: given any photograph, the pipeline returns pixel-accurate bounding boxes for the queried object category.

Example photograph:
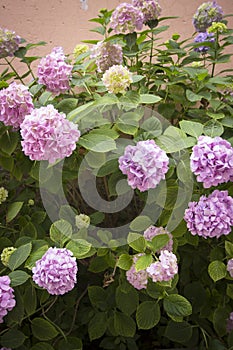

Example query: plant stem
[4,57,24,84]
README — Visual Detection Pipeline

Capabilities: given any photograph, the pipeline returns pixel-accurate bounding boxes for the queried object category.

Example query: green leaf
[130,215,153,232]
[8,270,30,287]
[117,254,133,270]
[88,312,107,341]
[203,120,224,137]
[8,243,32,271]
[66,239,92,259]
[116,283,139,315]
[24,285,37,315]
[31,318,59,341]
[58,337,82,350]
[78,133,116,152]
[136,301,161,330]
[0,130,18,155]
[165,320,192,343]
[186,89,210,102]
[208,260,227,282]
[213,306,229,337]
[127,232,146,252]
[163,294,192,321]
[135,254,153,271]
[179,120,204,139]
[50,219,72,246]
[114,311,136,337]
[149,234,170,253]
[141,116,162,137]
[88,255,109,273]
[25,245,48,269]
[88,286,107,311]
[31,343,55,350]
[6,201,24,223]
[139,94,162,104]
[0,329,27,348]
[225,241,233,257]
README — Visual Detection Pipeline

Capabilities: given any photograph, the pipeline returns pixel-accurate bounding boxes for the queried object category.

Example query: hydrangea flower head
[20,104,80,164]
[75,214,90,229]
[227,259,233,278]
[132,0,161,23]
[73,44,89,59]
[1,247,17,267]
[190,136,233,188]
[110,3,144,34]
[0,82,34,130]
[0,276,16,323]
[0,187,8,204]
[102,65,133,94]
[119,139,169,192]
[90,41,123,73]
[0,27,21,58]
[193,1,223,32]
[126,254,148,290]
[208,21,227,33]
[184,190,233,239]
[146,250,178,282]
[0,348,12,350]
[194,32,215,53]
[37,47,72,95]
[32,247,78,295]
[143,226,173,252]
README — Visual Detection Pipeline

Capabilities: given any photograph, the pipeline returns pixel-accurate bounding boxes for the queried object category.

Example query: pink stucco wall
[1,0,232,57]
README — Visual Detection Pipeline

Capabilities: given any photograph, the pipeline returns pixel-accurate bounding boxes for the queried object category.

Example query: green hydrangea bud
[73,44,89,59]
[1,246,17,267]
[208,22,227,34]
[0,187,8,204]
[28,199,35,206]
[75,214,90,229]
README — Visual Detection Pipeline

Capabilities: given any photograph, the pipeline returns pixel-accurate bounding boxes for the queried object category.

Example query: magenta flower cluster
[146,250,178,283]
[32,247,78,295]
[184,190,233,239]
[20,104,80,164]
[0,276,16,323]
[190,136,233,188]
[90,41,123,73]
[126,255,148,290]
[110,3,144,34]
[193,1,223,32]
[0,27,21,58]
[194,32,215,53]
[132,0,161,23]
[119,140,169,192]
[143,226,173,252]
[37,47,72,95]
[0,82,34,130]
[227,259,233,278]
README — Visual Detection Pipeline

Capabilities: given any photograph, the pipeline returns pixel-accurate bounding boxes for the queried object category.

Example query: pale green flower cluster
[75,214,90,229]
[1,247,17,267]
[102,65,133,94]
[208,21,227,33]
[73,44,89,59]
[0,187,8,204]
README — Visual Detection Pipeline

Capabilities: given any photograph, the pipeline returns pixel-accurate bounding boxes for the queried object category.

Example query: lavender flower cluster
[32,247,78,295]
[20,104,80,164]
[0,276,16,323]
[132,0,161,24]
[119,140,169,192]
[0,27,21,58]
[184,190,233,239]
[194,32,215,53]
[37,47,72,95]
[193,1,223,32]
[90,41,123,73]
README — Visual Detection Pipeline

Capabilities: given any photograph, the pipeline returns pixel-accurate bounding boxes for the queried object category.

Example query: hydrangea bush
[0,1,233,349]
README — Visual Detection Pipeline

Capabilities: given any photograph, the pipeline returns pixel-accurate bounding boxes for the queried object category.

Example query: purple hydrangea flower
[194,32,215,53]
[32,247,78,295]
[227,312,233,333]
[0,82,34,130]
[132,0,161,23]
[126,254,148,290]
[227,259,233,278]
[184,190,233,239]
[0,276,16,323]
[37,47,72,95]
[110,3,144,34]
[119,139,169,192]
[193,1,223,32]
[0,27,21,58]
[20,104,80,164]
[90,41,123,73]
[143,226,173,252]
[146,250,178,282]
[190,136,233,188]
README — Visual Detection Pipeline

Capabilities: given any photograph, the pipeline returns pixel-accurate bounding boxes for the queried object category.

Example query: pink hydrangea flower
[190,136,233,188]
[110,3,144,34]
[132,0,161,23]
[119,139,169,192]
[0,276,16,323]
[37,47,72,95]
[0,27,21,58]
[227,259,233,278]
[90,41,123,73]
[184,190,233,239]
[143,226,173,252]
[20,104,80,164]
[126,254,148,290]
[0,82,34,130]
[146,250,178,282]
[32,247,78,295]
